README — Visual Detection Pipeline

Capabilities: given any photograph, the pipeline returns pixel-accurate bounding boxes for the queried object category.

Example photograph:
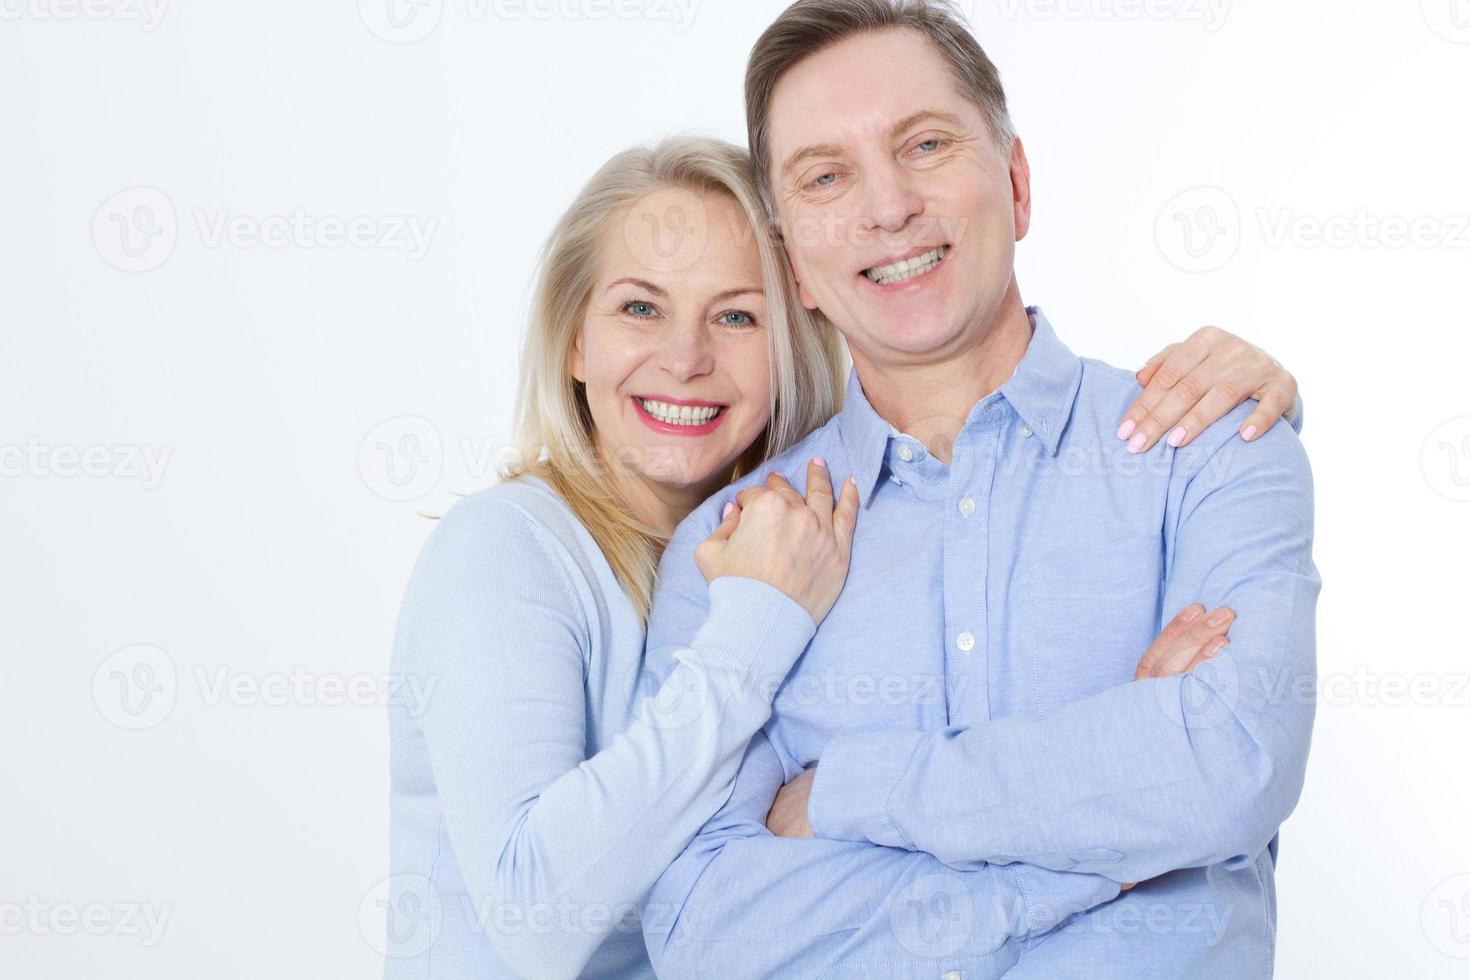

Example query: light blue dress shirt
[642,308,1318,978]
[385,476,816,979]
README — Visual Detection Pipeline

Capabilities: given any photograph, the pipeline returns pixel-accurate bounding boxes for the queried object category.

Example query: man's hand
[1119,602,1235,890]
[1133,602,1234,681]
[766,766,816,838]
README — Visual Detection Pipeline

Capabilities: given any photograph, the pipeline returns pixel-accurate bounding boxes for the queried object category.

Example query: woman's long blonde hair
[504,136,846,623]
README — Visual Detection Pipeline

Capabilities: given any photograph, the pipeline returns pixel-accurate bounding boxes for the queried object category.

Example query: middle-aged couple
[386,1,1319,977]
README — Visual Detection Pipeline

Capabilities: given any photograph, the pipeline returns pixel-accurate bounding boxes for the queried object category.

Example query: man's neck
[849,286,1033,465]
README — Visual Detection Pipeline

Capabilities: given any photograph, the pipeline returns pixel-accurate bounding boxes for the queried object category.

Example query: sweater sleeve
[391,492,815,979]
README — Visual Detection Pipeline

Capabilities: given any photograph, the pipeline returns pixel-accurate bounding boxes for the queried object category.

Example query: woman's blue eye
[720,311,755,326]
[624,301,656,317]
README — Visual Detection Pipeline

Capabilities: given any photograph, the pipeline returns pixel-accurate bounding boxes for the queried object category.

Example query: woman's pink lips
[631,397,730,436]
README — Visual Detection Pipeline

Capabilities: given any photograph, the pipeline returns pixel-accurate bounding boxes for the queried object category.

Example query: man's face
[766,28,1030,366]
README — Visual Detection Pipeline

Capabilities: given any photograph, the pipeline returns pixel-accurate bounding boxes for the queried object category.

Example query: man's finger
[806,457,834,522]
[1134,604,1205,680]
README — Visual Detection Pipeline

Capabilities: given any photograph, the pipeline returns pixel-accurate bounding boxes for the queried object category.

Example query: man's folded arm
[641,730,1123,980]
[807,423,1320,884]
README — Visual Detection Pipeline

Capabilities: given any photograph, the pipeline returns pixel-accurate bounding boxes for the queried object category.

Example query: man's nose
[859,163,923,234]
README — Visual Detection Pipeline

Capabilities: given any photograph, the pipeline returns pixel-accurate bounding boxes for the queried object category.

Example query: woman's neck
[601,448,733,539]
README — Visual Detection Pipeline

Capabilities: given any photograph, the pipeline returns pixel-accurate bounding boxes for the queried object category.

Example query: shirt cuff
[693,576,817,681]
[1007,865,1124,935]
[807,729,924,848]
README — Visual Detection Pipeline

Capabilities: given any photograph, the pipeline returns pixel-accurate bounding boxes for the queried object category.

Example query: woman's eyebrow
[708,287,763,304]
[605,277,667,296]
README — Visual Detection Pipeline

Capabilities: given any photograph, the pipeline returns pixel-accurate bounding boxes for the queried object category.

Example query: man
[641,1,1318,976]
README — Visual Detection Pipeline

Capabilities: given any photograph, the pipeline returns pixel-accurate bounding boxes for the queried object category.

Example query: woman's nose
[658,319,716,382]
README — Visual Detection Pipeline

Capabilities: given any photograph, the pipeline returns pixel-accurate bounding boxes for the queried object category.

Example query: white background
[3,0,1468,977]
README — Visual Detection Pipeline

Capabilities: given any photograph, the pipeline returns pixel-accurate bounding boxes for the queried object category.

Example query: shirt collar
[838,306,1082,504]
[997,306,1083,458]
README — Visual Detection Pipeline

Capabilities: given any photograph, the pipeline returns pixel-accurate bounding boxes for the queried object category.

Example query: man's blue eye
[814,173,837,187]
[917,139,941,152]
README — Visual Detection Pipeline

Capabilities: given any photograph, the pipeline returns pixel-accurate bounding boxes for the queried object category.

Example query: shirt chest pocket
[1012,533,1163,716]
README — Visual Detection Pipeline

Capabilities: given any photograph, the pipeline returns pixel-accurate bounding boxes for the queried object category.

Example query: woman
[384,136,1297,979]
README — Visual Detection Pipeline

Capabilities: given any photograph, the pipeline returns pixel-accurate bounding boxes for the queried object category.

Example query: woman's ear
[569,331,586,383]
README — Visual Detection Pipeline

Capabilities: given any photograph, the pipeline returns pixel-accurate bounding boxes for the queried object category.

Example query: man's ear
[783,244,818,310]
[569,330,586,383]
[1010,136,1033,242]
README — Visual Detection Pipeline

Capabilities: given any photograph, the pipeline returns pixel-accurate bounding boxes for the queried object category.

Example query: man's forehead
[766,31,972,155]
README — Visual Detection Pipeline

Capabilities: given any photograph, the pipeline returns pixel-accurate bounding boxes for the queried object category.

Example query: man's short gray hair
[745,0,1016,216]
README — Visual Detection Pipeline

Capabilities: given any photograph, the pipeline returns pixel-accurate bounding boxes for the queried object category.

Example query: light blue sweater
[384,474,817,979]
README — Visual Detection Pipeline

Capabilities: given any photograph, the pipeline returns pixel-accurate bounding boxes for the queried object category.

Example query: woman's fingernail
[813,456,827,468]
[1207,638,1230,656]
[1182,605,1204,623]
[1127,432,1148,454]
[1206,608,1232,627]
[1117,419,1136,441]
[1167,426,1188,448]
[1241,425,1258,442]
[722,502,734,518]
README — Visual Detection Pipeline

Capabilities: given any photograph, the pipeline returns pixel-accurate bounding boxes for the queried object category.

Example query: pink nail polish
[1167,426,1188,448]
[1127,432,1148,454]
[813,456,827,468]
[722,502,734,518]
[1117,419,1136,441]
[1241,425,1258,442]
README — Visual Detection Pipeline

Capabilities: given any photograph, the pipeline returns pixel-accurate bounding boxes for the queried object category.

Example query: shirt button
[956,632,975,652]
[1020,424,1034,438]
[943,972,963,980]
[958,497,976,517]
[898,444,914,462]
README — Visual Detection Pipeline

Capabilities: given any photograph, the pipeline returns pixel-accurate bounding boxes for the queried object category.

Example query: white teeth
[864,245,949,285]
[637,398,724,426]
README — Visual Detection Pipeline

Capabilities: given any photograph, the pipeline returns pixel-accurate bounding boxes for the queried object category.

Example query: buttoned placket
[941,406,999,727]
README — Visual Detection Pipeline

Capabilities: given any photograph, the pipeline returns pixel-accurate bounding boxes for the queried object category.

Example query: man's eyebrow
[890,109,967,137]
[779,110,968,179]
[780,142,846,180]
[605,277,667,296]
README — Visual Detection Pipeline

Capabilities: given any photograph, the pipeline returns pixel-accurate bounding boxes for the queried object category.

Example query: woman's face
[570,186,774,497]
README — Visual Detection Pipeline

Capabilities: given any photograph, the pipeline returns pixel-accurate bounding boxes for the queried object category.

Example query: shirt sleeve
[641,731,1122,979]
[640,507,1123,979]
[806,422,1319,884]
[393,492,814,979]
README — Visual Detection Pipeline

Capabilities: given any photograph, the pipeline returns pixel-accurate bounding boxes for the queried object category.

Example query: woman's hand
[695,458,860,624]
[1118,326,1298,453]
